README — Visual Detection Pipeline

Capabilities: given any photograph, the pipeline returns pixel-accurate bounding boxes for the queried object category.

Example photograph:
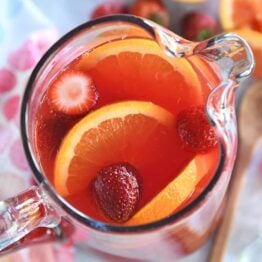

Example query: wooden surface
[209,81,262,262]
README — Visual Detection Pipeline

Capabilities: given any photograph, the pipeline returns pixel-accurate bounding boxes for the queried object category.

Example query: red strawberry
[129,0,169,27]
[94,163,140,222]
[91,1,128,19]
[176,106,218,153]
[48,70,98,116]
[181,11,218,41]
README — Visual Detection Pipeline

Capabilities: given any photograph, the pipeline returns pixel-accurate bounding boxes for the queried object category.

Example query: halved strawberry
[48,70,98,115]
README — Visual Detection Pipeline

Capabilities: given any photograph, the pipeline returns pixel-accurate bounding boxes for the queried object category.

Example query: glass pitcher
[0,15,254,260]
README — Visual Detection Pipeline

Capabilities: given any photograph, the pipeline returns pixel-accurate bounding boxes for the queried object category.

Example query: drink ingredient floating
[35,38,220,225]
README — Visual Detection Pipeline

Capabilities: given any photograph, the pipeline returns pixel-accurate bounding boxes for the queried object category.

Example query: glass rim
[20,14,226,233]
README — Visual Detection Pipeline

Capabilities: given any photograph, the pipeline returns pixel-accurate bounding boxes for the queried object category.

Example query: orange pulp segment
[220,0,262,31]
[75,39,205,116]
[54,101,193,200]
[219,0,262,77]
[231,28,262,78]
[126,147,219,225]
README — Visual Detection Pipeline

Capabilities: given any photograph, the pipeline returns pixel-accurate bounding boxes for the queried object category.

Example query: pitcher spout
[194,33,255,83]
[197,33,256,175]
[152,25,255,82]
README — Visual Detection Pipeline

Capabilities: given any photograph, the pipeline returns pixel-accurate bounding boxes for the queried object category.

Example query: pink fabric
[0,69,17,93]
[53,244,75,262]
[0,29,75,261]
[0,33,50,176]
[7,39,42,71]
[0,1,90,261]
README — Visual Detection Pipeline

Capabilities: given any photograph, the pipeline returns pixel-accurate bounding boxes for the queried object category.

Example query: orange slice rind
[219,0,262,77]
[126,149,218,225]
[76,38,201,92]
[54,101,175,196]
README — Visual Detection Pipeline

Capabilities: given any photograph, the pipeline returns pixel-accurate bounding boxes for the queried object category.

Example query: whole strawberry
[176,106,218,153]
[94,163,140,222]
[181,11,218,41]
[91,1,128,19]
[129,0,169,28]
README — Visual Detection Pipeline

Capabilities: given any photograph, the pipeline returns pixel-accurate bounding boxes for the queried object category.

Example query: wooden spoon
[209,81,262,262]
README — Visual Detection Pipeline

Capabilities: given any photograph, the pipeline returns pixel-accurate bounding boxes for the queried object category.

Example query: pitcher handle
[0,186,62,254]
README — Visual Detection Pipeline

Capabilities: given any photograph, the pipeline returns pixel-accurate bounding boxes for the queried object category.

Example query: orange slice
[220,0,262,31]
[231,28,262,78]
[126,147,219,225]
[55,101,191,197]
[75,38,205,115]
[220,0,262,77]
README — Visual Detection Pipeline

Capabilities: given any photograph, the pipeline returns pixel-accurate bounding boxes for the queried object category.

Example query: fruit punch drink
[35,35,220,226]
[20,15,254,260]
